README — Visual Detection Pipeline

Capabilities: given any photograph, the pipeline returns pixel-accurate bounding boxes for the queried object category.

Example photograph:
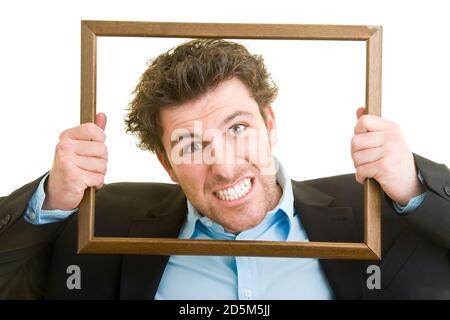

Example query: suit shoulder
[96,181,180,209]
[94,181,182,229]
[98,181,179,198]
[296,173,363,208]
[300,173,359,192]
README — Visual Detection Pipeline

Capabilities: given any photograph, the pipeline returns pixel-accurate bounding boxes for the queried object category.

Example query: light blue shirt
[24,172,78,225]
[392,171,427,214]
[155,161,334,299]
[24,163,426,300]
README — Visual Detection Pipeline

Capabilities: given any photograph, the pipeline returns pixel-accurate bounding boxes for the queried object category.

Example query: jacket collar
[291,180,364,299]
[119,185,187,300]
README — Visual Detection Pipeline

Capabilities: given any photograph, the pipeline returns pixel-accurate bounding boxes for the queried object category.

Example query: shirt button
[244,289,253,299]
[205,220,213,227]
[28,211,36,221]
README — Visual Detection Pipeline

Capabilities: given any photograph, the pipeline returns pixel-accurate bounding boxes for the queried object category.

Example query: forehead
[160,78,260,133]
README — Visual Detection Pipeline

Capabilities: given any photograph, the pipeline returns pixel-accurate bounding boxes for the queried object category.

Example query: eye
[228,124,247,136]
[182,142,202,155]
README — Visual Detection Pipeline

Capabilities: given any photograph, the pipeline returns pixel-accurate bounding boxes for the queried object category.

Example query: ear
[265,106,276,130]
[156,151,179,183]
[264,106,278,147]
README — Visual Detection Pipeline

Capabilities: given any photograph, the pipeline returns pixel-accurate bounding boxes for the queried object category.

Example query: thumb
[95,112,107,131]
[356,107,365,120]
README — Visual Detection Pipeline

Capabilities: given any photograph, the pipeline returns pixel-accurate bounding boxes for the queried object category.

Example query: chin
[218,211,266,233]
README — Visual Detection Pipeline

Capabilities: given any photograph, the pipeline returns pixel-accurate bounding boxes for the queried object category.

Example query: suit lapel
[292,180,364,299]
[119,186,187,300]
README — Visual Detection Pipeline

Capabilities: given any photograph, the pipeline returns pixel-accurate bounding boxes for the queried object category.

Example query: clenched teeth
[214,178,252,201]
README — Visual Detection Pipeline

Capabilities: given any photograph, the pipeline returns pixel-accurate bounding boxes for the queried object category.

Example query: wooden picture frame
[79,20,382,260]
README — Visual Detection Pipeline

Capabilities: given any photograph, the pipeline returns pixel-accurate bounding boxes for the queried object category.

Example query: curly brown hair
[124,38,278,156]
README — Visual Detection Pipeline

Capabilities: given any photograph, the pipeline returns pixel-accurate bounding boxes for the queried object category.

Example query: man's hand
[42,112,108,211]
[351,107,425,206]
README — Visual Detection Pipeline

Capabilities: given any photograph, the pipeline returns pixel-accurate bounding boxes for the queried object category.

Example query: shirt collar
[179,157,295,239]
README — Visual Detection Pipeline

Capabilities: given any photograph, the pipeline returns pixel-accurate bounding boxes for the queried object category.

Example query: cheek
[174,164,208,194]
[243,130,272,168]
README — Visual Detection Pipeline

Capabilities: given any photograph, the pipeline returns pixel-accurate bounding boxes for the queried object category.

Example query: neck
[268,182,283,212]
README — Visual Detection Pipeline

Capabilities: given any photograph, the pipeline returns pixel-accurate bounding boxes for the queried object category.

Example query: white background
[1,0,449,196]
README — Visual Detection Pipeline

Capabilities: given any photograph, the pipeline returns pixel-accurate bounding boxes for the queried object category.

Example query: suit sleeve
[0,173,67,299]
[385,153,450,248]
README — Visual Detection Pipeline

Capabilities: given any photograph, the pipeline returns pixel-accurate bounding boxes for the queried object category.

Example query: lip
[211,177,255,207]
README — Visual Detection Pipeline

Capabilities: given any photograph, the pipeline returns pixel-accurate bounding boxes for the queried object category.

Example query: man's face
[158,77,281,234]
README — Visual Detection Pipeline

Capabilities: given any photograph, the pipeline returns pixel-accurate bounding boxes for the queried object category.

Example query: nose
[207,137,241,181]
[209,163,236,181]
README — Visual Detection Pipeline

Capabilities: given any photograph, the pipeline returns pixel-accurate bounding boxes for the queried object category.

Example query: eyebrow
[170,110,253,148]
[222,110,253,126]
[170,132,202,148]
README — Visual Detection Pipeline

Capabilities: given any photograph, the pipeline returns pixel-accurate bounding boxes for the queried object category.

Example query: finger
[355,160,381,184]
[356,107,365,120]
[352,146,384,167]
[79,171,105,189]
[57,140,108,160]
[73,155,107,174]
[354,114,394,134]
[60,122,106,142]
[95,112,107,131]
[351,131,386,154]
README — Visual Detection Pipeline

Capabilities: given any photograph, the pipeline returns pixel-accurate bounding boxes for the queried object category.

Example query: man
[0,39,449,299]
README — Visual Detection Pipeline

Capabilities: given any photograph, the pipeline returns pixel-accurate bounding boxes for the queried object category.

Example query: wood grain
[78,21,382,260]
[78,21,97,251]
[83,20,380,40]
[79,237,379,260]
[365,27,383,259]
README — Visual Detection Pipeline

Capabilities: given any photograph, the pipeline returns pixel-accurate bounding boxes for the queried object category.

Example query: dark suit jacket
[0,154,449,299]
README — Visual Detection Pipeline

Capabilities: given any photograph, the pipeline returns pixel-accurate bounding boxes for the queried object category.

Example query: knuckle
[378,158,390,173]
[99,131,106,142]
[81,122,93,130]
[92,124,105,141]
[360,115,370,125]
[352,153,360,166]
[356,162,368,176]
[355,166,362,176]
[84,172,96,187]
[95,143,106,158]
[59,130,68,141]
[98,143,108,159]
[100,159,108,173]
[58,155,72,168]
[55,140,70,153]
[85,123,97,136]
[82,123,97,138]
[354,172,363,184]
[351,136,359,149]
[96,174,105,186]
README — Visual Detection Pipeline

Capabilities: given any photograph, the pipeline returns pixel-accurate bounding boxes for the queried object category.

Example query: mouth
[212,177,254,204]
